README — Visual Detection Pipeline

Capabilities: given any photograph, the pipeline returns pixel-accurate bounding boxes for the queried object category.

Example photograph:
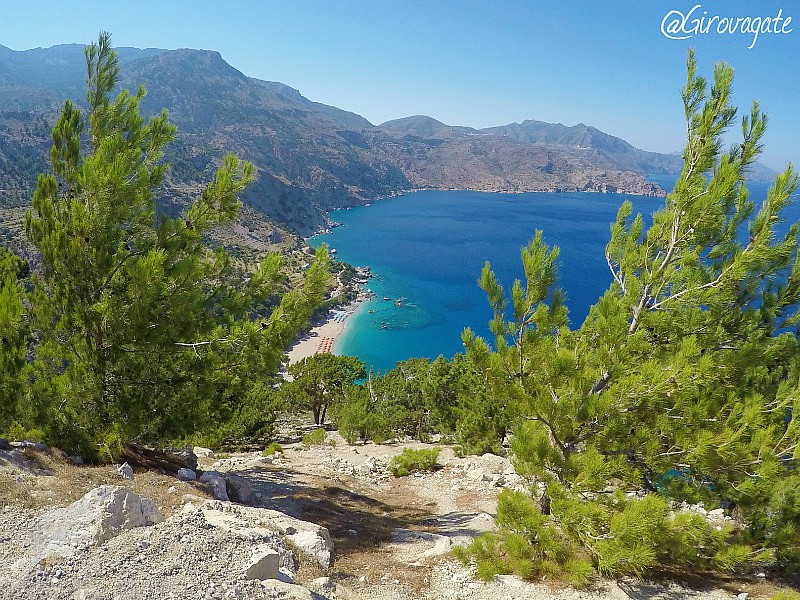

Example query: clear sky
[1,0,797,169]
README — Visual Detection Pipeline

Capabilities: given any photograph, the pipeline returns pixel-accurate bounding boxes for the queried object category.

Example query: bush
[302,428,327,448]
[388,447,440,477]
[335,387,390,444]
[263,442,283,456]
[4,421,44,443]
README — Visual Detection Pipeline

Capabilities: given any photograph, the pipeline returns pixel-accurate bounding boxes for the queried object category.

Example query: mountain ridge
[0,43,777,238]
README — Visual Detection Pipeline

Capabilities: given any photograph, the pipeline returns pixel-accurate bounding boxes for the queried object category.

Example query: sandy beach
[285,299,366,365]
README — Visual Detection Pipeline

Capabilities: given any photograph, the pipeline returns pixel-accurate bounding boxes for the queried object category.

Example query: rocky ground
[0,433,792,600]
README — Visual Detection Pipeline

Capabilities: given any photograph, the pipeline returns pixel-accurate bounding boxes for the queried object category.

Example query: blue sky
[1,1,798,169]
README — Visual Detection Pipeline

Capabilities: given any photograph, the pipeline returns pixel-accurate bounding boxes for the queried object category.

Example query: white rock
[392,528,452,560]
[199,472,229,501]
[32,486,161,563]
[177,468,197,481]
[259,581,315,600]
[193,446,214,458]
[310,576,336,593]
[290,529,334,570]
[244,546,280,580]
[117,462,134,480]
[195,501,333,570]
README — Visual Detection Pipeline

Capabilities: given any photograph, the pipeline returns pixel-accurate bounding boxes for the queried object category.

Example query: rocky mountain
[0,43,775,237]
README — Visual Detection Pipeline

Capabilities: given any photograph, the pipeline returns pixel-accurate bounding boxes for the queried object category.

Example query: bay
[310,182,784,373]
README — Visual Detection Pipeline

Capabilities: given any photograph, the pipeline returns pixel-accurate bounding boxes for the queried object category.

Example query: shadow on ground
[231,465,437,557]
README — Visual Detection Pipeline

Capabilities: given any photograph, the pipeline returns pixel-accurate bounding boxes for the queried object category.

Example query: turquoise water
[311,184,781,373]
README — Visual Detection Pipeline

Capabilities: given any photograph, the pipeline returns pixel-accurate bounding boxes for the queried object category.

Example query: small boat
[369,309,376,314]
[383,296,391,301]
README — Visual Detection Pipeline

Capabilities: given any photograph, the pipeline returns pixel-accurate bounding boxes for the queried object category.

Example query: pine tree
[0,247,30,431]
[283,353,366,425]
[23,33,330,457]
[459,51,800,580]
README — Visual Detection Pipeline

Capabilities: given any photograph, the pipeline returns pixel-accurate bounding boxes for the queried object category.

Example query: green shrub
[335,388,390,444]
[388,447,440,476]
[4,421,44,443]
[263,442,283,456]
[771,592,800,600]
[302,428,326,448]
[457,488,759,587]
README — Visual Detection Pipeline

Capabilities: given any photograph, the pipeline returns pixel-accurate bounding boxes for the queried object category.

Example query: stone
[31,486,161,563]
[0,437,10,450]
[310,576,336,593]
[290,529,333,570]
[177,468,197,481]
[225,474,254,504]
[117,462,134,480]
[196,501,333,570]
[259,581,314,600]
[737,594,749,600]
[392,528,452,561]
[18,440,50,452]
[168,446,199,471]
[244,547,280,580]
[193,446,215,458]
[67,455,84,466]
[199,472,229,501]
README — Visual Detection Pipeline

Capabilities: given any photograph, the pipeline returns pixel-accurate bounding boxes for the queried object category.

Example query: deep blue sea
[310,181,784,373]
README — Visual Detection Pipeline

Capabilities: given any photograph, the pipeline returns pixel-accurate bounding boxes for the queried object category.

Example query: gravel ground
[0,435,789,600]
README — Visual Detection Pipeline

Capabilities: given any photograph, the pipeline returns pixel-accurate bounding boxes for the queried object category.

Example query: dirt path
[0,435,784,600]
[201,434,762,600]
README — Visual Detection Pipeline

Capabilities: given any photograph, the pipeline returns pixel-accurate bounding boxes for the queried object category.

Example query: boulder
[193,445,214,458]
[310,576,336,594]
[225,474,254,504]
[199,471,229,501]
[196,501,333,570]
[168,446,198,471]
[290,530,334,570]
[0,438,10,450]
[259,581,315,600]
[392,528,452,562]
[177,467,197,482]
[17,440,50,452]
[244,546,280,580]
[32,486,161,561]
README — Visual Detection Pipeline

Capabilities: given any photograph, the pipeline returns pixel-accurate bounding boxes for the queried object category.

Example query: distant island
[0,43,777,242]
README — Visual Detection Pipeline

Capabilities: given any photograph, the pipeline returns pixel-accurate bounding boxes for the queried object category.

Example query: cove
[310,184,779,373]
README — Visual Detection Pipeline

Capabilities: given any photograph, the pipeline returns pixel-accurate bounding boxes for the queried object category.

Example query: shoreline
[308,184,669,239]
[285,286,374,366]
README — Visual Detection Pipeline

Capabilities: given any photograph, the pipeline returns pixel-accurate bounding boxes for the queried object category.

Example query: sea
[310,179,785,373]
